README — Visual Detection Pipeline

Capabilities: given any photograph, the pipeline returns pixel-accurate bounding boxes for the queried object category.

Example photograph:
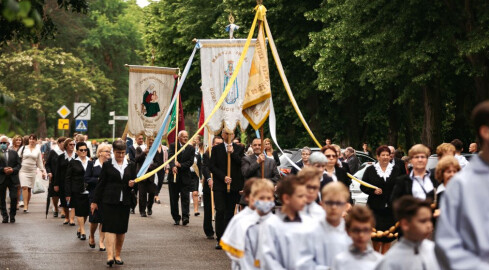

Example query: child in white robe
[260,175,321,270]
[315,182,352,268]
[332,205,382,270]
[221,178,275,270]
[298,167,326,222]
[375,196,440,270]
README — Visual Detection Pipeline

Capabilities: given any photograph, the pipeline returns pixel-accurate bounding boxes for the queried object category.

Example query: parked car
[426,153,475,170]
[349,163,371,205]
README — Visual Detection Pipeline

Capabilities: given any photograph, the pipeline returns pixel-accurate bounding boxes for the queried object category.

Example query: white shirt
[75,157,88,171]
[315,218,352,268]
[375,239,440,270]
[410,170,434,200]
[454,154,469,168]
[300,201,326,223]
[333,245,383,270]
[112,158,128,202]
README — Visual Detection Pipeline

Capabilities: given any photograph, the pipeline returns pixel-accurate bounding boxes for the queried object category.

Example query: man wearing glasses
[0,136,22,223]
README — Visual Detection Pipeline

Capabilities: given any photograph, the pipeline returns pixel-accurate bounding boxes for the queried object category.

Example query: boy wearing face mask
[260,175,320,270]
[221,178,275,269]
[298,167,326,222]
[375,196,439,270]
[315,182,352,268]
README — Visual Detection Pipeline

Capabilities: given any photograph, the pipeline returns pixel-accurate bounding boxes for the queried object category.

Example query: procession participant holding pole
[209,129,244,250]
[134,137,161,217]
[167,130,195,226]
[241,137,280,189]
[201,135,223,239]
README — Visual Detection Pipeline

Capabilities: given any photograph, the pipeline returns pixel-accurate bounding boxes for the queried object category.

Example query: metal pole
[112,121,115,142]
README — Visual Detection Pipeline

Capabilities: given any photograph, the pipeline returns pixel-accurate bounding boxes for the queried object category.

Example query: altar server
[298,167,326,222]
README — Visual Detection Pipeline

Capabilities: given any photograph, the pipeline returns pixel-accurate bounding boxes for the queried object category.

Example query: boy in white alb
[333,205,382,270]
[260,175,321,270]
[221,178,275,270]
[375,196,440,270]
[298,167,326,222]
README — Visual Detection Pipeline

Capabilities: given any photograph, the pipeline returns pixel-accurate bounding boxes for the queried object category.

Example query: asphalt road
[0,183,230,270]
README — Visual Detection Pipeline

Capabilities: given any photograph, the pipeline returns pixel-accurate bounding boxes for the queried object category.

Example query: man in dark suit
[209,130,244,249]
[0,136,22,223]
[168,130,195,226]
[241,138,280,184]
[201,136,224,239]
[345,147,361,174]
[389,146,407,175]
[128,134,146,162]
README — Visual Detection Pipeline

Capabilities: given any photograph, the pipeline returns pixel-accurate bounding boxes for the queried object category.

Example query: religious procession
[1,0,489,270]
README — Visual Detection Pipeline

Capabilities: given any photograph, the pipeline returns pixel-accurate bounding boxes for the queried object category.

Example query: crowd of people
[1,101,488,269]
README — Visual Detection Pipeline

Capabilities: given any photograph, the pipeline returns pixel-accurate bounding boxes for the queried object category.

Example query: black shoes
[140,212,147,217]
[60,214,66,218]
[53,211,58,218]
[99,247,106,251]
[80,234,86,240]
[194,212,200,216]
[77,231,81,238]
[69,222,75,226]
[206,235,215,240]
[10,217,15,223]
[182,219,189,226]
[173,220,180,225]
[115,259,124,265]
[147,209,152,216]
[2,217,8,223]
[89,236,95,248]
[215,243,222,250]
[130,209,135,214]
[107,259,114,267]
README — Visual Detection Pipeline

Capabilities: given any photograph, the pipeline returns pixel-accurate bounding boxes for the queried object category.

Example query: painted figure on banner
[223,60,239,105]
[142,84,161,117]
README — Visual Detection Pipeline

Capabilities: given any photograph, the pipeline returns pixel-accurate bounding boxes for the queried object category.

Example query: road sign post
[108,112,128,142]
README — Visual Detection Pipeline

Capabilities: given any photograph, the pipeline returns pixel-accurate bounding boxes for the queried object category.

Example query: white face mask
[254,200,275,214]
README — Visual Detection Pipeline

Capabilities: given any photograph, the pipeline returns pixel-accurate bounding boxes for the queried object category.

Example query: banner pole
[226,132,231,193]
[208,131,215,221]
[260,127,264,178]
[173,90,180,183]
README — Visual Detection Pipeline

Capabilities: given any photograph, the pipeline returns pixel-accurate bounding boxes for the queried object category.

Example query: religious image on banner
[127,65,179,137]
[199,39,256,134]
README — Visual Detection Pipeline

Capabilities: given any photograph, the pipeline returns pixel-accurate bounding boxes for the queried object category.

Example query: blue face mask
[0,144,7,151]
[254,200,275,214]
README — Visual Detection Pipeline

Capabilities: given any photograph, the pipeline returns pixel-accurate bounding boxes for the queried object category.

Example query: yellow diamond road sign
[57,105,71,119]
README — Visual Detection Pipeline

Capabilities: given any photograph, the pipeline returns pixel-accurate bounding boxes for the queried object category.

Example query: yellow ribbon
[135,10,260,182]
[347,172,379,190]
[263,17,323,148]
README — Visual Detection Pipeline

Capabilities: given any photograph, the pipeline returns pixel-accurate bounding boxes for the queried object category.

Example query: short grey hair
[309,152,327,165]
[346,147,355,154]
[0,135,9,142]
[301,147,312,154]
[178,130,188,137]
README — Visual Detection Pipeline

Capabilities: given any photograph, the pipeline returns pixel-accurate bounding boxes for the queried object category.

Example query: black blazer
[53,153,77,188]
[391,174,438,204]
[360,165,400,210]
[202,152,212,193]
[241,154,280,184]
[167,142,195,186]
[265,151,281,166]
[93,159,137,206]
[84,160,101,200]
[45,150,59,177]
[319,166,352,202]
[290,161,304,175]
[65,159,87,197]
[209,142,244,192]
[393,158,407,175]
[0,149,21,185]
[128,145,139,162]
[191,152,202,180]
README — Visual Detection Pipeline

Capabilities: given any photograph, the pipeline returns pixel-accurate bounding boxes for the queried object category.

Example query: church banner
[127,65,179,137]
[200,39,256,134]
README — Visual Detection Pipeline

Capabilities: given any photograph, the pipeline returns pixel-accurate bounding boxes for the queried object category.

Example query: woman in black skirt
[65,142,90,240]
[54,138,77,225]
[360,145,401,254]
[91,140,136,267]
[45,136,66,218]
[85,143,112,250]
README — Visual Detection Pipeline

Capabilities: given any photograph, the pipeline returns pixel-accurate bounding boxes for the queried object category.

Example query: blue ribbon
[137,42,201,177]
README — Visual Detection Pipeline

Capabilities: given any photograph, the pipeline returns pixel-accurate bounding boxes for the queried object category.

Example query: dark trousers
[0,179,17,218]
[168,181,190,222]
[155,170,166,196]
[203,189,214,237]
[214,190,240,241]
[138,181,155,214]
[131,183,139,211]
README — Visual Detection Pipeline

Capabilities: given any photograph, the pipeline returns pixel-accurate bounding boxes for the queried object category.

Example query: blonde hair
[264,138,273,153]
[96,144,112,158]
[435,156,461,183]
[436,143,455,159]
[408,144,430,159]
[298,167,322,184]
[321,182,350,202]
[250,178,275,198]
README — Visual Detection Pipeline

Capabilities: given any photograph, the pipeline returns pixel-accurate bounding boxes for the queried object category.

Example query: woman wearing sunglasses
[54,138,77,225]
[65,142,90,240]
[320,145,352,200]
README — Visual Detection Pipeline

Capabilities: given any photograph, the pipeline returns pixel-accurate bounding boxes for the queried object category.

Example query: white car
[350,163,372,205]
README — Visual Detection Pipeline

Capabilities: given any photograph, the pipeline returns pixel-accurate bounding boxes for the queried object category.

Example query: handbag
[33,175,46,194]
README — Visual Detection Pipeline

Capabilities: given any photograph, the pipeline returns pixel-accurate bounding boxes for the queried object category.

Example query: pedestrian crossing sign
[75,120,88,132]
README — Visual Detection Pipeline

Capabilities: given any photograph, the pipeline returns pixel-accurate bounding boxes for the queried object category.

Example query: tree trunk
[387,89,400,147]
[36,112,48,138]
[421,86,442,150]
[403,101,415,149]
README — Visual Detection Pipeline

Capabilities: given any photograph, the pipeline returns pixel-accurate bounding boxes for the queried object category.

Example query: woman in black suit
[65,142,90,240]
[53,138,76,225]
[91,140,136,267]
[85,143,112,250]
[391,144,438,204]
[321,145,352,201]
[45,137,66,218]
[360,145,401,254]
